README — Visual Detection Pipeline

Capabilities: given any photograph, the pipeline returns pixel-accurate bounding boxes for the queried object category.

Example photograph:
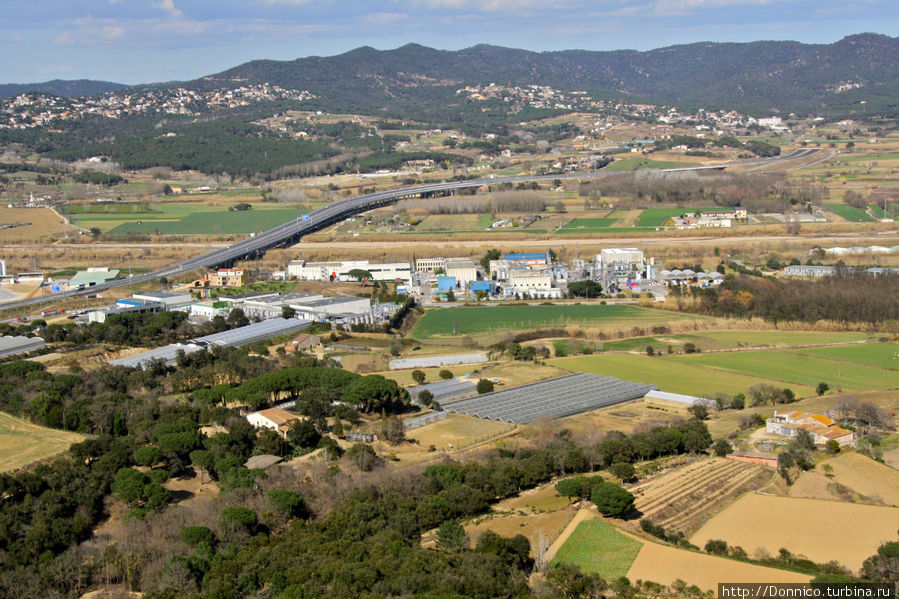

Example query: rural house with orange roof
[246,406,299,438]
[766,410,855,447]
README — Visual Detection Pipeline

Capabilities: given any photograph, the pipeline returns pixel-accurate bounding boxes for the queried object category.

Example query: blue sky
[2,0,896,84]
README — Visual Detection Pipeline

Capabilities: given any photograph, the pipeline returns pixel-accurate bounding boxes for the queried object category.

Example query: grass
[409,305,701,341]
[550,354,816,397]
[673,350,897,392]
[636,208,690,227]
[791,342,899,371]
[477,214,494,228]
[824,202,874,222]
[604,158,691,172]
[0,412,86,472]
[869,203,898,219]
[108,208,306,235]
[62,204,156,214]
[551,519,643,579]
[691,331,874,347]
[560,217,619,230]
[837,151,899,162]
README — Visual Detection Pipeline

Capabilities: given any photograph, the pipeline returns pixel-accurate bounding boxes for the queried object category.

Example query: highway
[0,149,820,311]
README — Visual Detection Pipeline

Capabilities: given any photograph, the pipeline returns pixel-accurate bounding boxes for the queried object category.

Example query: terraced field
[630,457,770,535]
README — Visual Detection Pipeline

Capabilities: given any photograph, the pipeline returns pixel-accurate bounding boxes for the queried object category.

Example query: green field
[673,350,897,392]
[550,354,816,397]
[410,305,701,340]
[792,342,899,371]
[594,331,873,354]
[0,412,86,472]
[551,519,643,579]
[869,204,898,219]
[477,214,494,228]
[62,204,155,214]
[108,208,306,235]
[838,152,899,162]
[560,217,619,231]
[636,208,690,227]
[824,203,874,222]
[604,158,690,172]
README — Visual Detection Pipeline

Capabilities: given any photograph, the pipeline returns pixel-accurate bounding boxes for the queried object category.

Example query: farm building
[284,333,322,353]
[346,432,377,443]
[644,390,713,410]
[131,290,192,308]
[407,378,478,404]
[0,335,45,358]
[389,352,488,370]
[766,410,855,447]
[444,373,657,424]
[69,267,119,288]
[208,268,244,287]
[110,317,312,368]
[246,407,299,437]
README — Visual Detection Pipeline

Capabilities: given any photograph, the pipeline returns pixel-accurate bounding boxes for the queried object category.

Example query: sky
[1,0,896,84]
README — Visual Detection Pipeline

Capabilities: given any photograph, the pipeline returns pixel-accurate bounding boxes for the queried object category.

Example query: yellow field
[466,509,573,556]
[405,414,515,451]
[0,412,86,472]
[824,451,899,507]
[0,207,68,241]
[627,539,811,591]
[690,493,899,572]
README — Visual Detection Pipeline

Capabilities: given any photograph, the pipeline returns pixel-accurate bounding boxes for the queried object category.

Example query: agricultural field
[592,331,861,354]
[821,451,899,507]
[409,304,703,342]
[626,539,811,592]
[550,518,643,579]
[558,217,618,231]
[414,214,485,231]
[603,158,691,171]
[673,350,898,392]
[636,208,694,227]
[0,207,68,241]
[792,342,899,371]
[466,510,572,557]
[630,457,770,536]
[0,412,87,472]
[404,414,515,451]
[824,202,875,222]
[107,207,307,235]
[690,494,899,572]
[549,354,816,397]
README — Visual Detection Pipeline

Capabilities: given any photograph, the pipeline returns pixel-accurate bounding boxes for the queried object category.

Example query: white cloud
[417,0,568,11]
[102,25,125,40]
[38,64,74,74]
[154,0,183,18]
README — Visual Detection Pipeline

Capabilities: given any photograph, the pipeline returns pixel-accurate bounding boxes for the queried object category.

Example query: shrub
[438,369,454,380]
[221,506,258,529]
[591,482,635,518]
[477,379,494,394]
[705,539,728,555]
[267,489,307,518]
[180,526,215,547]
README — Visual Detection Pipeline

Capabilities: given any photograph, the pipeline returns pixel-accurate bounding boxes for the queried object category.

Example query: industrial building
[287,260,412,283]
[0,335,46,358]
[595,248,645,293]
[109,317,312,369]
[131,290,192,308]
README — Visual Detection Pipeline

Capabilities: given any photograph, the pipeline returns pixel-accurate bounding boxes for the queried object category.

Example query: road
[0,149,826,311]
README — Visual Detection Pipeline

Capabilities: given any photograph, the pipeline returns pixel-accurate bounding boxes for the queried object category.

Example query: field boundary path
[543,506,598,563]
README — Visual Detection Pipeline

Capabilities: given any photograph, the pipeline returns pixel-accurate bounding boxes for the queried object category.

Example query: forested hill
[0,79,127,100]
[199,33,899,115]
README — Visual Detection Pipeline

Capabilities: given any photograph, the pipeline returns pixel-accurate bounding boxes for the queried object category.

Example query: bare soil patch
[690,493,899,572]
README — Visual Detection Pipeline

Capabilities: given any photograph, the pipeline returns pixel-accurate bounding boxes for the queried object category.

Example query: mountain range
[4,34,899,115]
